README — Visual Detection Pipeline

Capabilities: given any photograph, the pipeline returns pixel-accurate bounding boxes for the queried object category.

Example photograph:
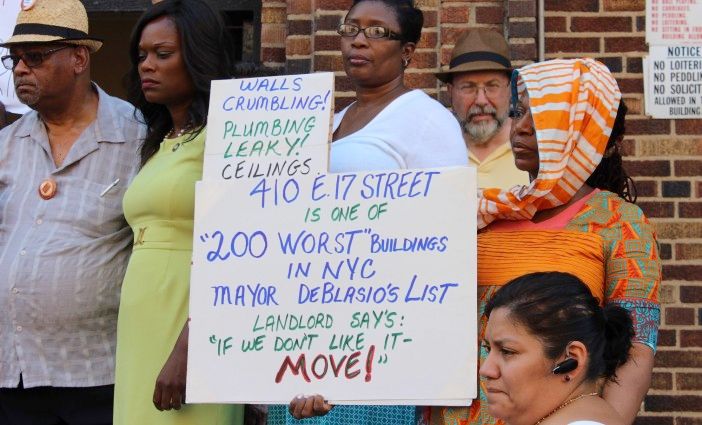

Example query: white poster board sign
[644,45,702,118]
[0,0,30,114]
[186,73,477,405]
[646,0,702,46]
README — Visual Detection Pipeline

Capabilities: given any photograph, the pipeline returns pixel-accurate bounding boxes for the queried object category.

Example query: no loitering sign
[644,45,702,118]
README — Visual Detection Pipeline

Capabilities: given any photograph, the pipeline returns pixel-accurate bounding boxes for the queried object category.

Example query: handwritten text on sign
[187,169,476,404]
[187,73,476,405]
[203,73,333,181]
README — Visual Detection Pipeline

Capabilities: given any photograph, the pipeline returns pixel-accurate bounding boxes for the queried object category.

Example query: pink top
[488,189,600,231]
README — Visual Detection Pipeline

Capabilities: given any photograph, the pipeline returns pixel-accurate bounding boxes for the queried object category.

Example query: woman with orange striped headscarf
[426,59,660,425]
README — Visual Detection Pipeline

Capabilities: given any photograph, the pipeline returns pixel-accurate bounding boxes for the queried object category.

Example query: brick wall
[263,0,702,422]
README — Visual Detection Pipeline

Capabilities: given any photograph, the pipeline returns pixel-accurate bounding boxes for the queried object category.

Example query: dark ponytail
[585,100,637,203]
[485,272,635,382]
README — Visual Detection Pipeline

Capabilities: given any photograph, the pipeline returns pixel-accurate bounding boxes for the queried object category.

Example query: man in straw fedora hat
[0,1,144,423]
[435,29,529,190]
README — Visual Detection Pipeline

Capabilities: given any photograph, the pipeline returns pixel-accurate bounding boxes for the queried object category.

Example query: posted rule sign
[644,45,702,118]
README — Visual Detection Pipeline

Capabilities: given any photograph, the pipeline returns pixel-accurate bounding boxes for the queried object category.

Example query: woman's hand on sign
[288,394,334,419]
[153,322,189,411]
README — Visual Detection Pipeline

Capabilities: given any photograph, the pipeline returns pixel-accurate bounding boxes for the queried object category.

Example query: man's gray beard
[462,112,507,146]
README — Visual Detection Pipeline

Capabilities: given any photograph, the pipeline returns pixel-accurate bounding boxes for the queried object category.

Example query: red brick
[665,307,696,325]
[286,37,311,56]
[645,395,702,412]
[508,0,535,18]
[664,265,702,282]
[681,331,702,348]
[440,27,467,45]
[657,329,676,347]
[404,72,438,89]
[617,77,644,93]
[546,37,599,54]
[417,31,438,49]
[603,0,645,11]
[315,34,341,51]
[314,55,344,72]
[605,37,646,53]
[318,0,352,10]
[570,17,632,33]
[634,180,657,197]
[679,418,702,425]
[675,119,702,135]
[638,202,674,218]
[650,372,673,390]
[680,202,702,218]
[288,0,312,14]
[676,243,702,260]
[334,75,353,92]
[511,43,537,61]
[261,47,286,63]
[408,51,437,69]
[316,14,343,31]
[676,160,702,177]
[624,160,671,177]
[286,58,311,75]
[681,286,702,303]
[262,7,287,24]
[441,6,469,24]
[627,119,671,135]
[545,16,566,32]
[545,0,598,12]
[423,10,438,28]
[619,138,635,156]
[656,350,702,368]
[476,6,504,25]
[509,21,536,38]
[288,20,312,36]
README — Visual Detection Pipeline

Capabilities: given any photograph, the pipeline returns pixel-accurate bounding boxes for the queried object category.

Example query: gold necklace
[534,392,599,425]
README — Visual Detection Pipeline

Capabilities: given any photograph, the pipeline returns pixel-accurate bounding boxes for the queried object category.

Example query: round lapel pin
[38,178,57,200]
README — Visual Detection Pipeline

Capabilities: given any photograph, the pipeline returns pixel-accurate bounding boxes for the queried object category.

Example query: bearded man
[436,29,529,190]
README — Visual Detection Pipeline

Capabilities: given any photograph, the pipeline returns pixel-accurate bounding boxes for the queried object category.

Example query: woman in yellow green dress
[113,1,243,424]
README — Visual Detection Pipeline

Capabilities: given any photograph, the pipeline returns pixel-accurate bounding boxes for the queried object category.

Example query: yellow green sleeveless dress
[114,130,244,425]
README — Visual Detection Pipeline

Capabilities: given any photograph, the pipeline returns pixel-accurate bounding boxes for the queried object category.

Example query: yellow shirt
[469,142,530,190]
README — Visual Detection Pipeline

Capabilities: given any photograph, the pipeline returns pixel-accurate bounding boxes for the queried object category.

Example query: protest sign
[186,73,477,405]
[644,45,702,118]
[0,0,30,114]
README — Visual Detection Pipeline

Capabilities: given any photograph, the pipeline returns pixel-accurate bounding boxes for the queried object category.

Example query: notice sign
[644,45,702,118]
[186,73,477,405]
[646,0,702,45]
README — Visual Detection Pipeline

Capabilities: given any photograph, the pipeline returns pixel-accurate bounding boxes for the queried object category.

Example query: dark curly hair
[585,100,637,203]
[127,0,235,165]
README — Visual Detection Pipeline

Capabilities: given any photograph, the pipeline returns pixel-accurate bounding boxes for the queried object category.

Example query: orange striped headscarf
[477,58,621,229]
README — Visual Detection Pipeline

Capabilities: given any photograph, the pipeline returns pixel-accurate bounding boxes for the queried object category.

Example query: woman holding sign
[271,0,468,424]
[480,272,632,425]
[428,59,660,425]
[113,1,243,424]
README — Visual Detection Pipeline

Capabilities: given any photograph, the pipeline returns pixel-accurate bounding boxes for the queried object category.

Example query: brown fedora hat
[435,29,511,83]
[1,0,102,53]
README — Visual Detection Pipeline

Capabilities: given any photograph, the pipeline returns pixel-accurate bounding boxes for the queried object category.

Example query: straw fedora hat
[1,0,102,52]
[435,29,511,83]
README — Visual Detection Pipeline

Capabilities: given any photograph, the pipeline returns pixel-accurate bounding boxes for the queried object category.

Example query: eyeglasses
[456,82,509,100]
[1,45,71,70]
[337,23,402,40]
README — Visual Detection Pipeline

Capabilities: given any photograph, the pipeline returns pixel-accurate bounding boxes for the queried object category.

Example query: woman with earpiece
[427,59,661,425]
[480,272,633,425]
